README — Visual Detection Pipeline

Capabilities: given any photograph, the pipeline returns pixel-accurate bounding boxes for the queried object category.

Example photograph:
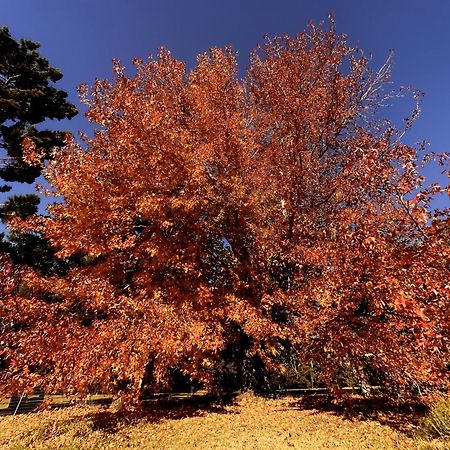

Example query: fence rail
[0,386,381,416]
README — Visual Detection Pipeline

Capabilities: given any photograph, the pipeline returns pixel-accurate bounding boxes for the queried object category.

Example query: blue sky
[1,0,449,212]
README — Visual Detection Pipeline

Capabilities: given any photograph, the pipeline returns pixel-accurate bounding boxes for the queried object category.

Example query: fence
[0,386,377,416]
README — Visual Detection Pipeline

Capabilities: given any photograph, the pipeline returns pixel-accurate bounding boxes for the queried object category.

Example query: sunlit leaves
[1,19,449,404]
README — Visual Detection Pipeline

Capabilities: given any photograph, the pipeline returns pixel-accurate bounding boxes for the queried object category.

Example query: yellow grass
[0,393,448,449]
[0,397,10,409]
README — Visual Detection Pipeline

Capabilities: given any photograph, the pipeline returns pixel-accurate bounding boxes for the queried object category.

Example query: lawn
[0,393,447,449]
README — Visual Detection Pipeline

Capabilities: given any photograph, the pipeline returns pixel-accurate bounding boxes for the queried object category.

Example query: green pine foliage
[0,26,77,273]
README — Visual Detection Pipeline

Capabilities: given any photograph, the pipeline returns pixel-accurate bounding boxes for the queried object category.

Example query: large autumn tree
[1,19,448,404]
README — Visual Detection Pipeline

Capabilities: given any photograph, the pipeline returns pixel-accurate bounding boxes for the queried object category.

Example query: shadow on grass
[87,393,238,433]
[287,394,428,436]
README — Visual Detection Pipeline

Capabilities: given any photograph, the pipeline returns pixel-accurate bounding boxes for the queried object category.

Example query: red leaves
[1,19,449,404]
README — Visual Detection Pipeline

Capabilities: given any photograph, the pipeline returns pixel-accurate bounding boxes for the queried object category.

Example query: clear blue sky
[1,0,449,212]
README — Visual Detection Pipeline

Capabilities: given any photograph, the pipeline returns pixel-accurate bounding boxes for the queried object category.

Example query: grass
[418,397,450,440]
[0,397,11,409]
[0,392,448,449]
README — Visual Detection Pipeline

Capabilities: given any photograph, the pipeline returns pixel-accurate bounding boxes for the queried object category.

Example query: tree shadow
[88,393,238,433]
[286,394,428,436]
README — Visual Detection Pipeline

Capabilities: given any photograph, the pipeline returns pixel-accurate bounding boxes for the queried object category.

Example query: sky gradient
[1,0,449,212]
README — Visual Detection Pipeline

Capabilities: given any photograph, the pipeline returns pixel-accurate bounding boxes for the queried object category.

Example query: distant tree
[0,194,39,219]
[1,19,448,406]
[0,26,77,187]
[0,26,77,271]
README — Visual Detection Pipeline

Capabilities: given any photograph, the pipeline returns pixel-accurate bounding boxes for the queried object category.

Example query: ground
[0,393,447,449]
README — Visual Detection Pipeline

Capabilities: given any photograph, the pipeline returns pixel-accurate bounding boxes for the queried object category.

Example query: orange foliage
[1,19,449,404]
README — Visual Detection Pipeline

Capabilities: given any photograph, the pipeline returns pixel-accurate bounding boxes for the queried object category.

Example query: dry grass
[418,397,450,439]
[0,393,448,449]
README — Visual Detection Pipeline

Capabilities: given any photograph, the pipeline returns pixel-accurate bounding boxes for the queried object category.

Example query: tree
[1,19,448,405]
[0,26,77,187]
[0,26,77,272]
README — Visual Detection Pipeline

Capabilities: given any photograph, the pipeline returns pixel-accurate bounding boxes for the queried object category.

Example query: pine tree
[0,26,77,271]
